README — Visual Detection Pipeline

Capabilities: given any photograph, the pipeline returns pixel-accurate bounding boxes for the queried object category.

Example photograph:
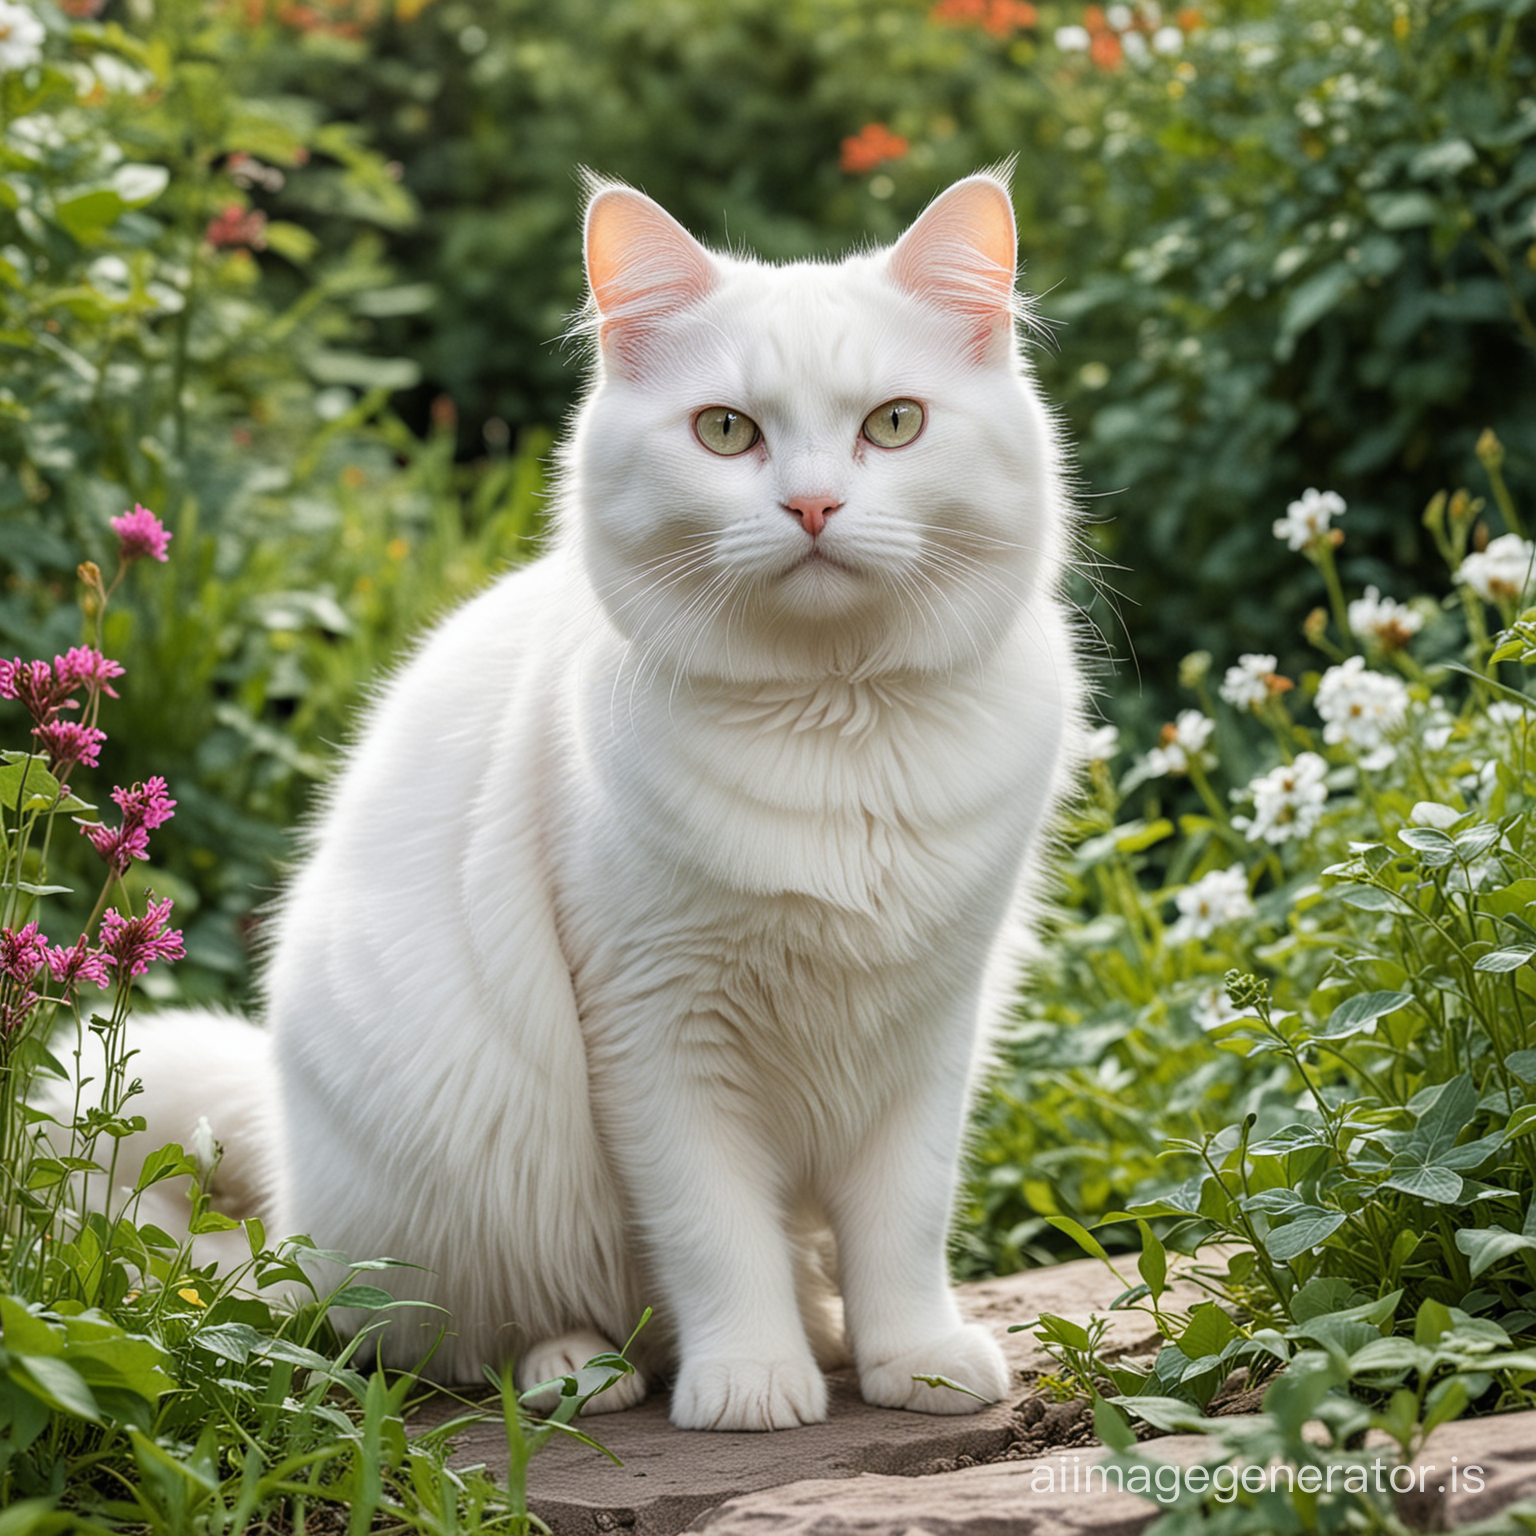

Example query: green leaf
[1092,1395,1136,1449]
[1266,1207,1349,1261]
[1135,1220,1166,1302]
[1334,882,1398,911]
[1475,945,1536,973]
[12,1355,101,1423]
[329,1285,399,1311]
[1108,1394,1209,1432]
[1415,1298,1455,1348]
[1316,990,1413,1039]
[135,1143,193,1191]
[1455,1227,1536,1280]
[1044,1215,1109,1262]
[1278,262,1356,350]
[1382,1160,1464,1204]
[307,350,422,391]
[1177,1302,1237,1360]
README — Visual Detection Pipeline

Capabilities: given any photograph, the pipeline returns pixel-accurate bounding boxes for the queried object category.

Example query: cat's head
[563,172,1072,681]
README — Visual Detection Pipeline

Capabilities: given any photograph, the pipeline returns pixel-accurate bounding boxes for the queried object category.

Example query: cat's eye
[694,407,761,456]
[862,398,925,449]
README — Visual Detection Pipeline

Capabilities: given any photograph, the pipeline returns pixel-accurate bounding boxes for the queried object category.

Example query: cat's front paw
[670,1354,828,1431]
[518,1332,648,1417]
[858,1323,1009,1415]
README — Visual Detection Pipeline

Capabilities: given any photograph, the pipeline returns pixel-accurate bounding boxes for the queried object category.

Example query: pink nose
[782,495,843,538]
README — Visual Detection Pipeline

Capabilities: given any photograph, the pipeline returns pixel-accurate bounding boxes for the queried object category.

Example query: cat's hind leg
[517,1332,648,1417]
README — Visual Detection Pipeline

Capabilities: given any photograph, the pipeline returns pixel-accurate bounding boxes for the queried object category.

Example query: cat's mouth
[788,545,858,577]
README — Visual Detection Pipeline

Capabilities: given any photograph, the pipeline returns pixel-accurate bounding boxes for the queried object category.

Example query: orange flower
[1082,5,1108,32]
[1176,6,1201,28]
[931,0,1036,34]
[840,123,910,175]
[1089,28,1123,66]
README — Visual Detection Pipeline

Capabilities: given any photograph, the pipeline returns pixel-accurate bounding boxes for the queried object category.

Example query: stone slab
[685,1413,1536,1535]
[422,1256,1214,1536]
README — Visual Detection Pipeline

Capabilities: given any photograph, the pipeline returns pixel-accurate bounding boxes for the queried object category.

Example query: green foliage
[1040,0,1536,705]
[0,2,549,999]
[248,0,1072,434]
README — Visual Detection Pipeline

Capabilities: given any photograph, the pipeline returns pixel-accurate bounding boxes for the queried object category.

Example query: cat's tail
[52,1009,279,1265]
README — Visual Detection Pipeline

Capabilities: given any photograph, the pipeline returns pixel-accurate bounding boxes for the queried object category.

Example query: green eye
[694,407,761,456]
[862,398,925,449]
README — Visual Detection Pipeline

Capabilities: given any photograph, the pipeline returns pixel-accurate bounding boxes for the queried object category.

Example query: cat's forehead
[669,254,960,409]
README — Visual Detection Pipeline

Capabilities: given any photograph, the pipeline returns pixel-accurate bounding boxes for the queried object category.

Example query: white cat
[125,171,1083,1432]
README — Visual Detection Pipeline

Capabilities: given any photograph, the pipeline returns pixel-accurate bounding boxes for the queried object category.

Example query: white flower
[1055,24,1091,49]
[1106,3,1134,28]
[1487,701,1529,727]
[1240,752,1329,844]
[1219,653,1278,711]
[1168,866,1255,943]
[0,0,45,72]
[1457,533,1536,604]
[1421,699,1456,752]
[1144,709,1214,777]
[190,1116,219,1181]
[1315,655,1409,758]
[1151,24,1184,52]
[1347,586,1422,649]
[1121,29,1149,60]
[1085,724,1120,762]
[1273,487,1346,551]
[1192,984,1244,1031]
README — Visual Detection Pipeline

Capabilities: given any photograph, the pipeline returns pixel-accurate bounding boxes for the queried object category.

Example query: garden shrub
[0,1,548,998]
[969,439,1536,1356]
[1033,0,1536,711]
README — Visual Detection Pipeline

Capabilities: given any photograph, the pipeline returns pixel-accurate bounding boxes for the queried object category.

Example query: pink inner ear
[585,188,716,365]
[889,178,1017,326]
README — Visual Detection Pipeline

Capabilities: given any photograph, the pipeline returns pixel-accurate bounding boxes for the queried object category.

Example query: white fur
[122,176,1083,1430]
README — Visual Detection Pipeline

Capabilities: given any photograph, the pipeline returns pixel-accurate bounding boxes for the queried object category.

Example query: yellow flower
[177,1287,206,1308]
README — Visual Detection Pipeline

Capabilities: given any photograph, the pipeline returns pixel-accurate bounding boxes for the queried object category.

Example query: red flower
[840,123,911,176]
[205,205,268,251]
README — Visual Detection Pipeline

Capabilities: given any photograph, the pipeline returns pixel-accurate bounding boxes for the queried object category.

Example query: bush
[1032,0,1536,711]
[0,1,547,999]
[970,439,1536,1363]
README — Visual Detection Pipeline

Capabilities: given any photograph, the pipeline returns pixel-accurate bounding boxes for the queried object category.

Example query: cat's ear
[888,175,1018,360]
[584,183,718,376]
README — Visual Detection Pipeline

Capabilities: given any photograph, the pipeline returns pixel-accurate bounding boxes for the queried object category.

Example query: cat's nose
[782,495,843,538]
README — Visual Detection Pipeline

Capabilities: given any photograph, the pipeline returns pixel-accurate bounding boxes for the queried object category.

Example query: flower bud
[1179,650,1211,689]
[1476,428,1504,472]
[1303,607,1329,646]
[1223,969,1268,1009]
[1422,490,1447,538]
[1328,528,1344,548]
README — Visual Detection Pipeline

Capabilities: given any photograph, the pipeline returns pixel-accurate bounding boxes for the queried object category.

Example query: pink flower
[0,922,47,984]
[109,504,172,564]
[0,657,73,726]
[80,776,176,872]
[45,937,113,992]
[55,647,124,699]
[112,776,176,831]
[81,819,151,872]
[32,720,107,775]
[0,991,40,1035]
[100,894,184,978]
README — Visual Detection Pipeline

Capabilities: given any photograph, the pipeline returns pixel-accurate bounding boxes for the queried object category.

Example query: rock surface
[418,1258,1536,1535]
[427,1257,1200,1535]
